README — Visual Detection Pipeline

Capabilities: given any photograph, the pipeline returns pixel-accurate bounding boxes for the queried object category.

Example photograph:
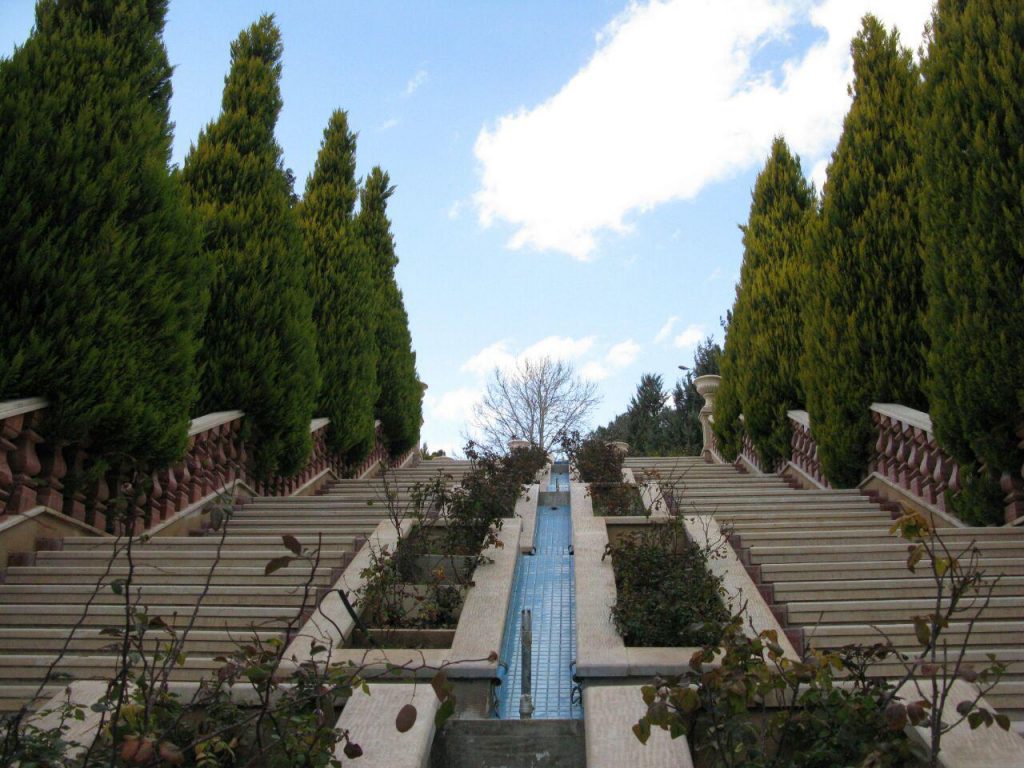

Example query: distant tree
[300,111,380,463]
[181,15,319,477]
[801,16,925,488]
[627,374,669,455]
[714,138,815,465]
[473,357,600,453]
[918,0,1024,524]
[359,167,422,455]
[0,0,204,466]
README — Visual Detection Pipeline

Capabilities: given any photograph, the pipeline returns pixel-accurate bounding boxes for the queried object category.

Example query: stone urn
[608,441,629,455]
[693,375,721,458]
[508,439,532,452]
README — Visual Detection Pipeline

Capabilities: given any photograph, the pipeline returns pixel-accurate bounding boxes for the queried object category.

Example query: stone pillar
[694,374,721,460]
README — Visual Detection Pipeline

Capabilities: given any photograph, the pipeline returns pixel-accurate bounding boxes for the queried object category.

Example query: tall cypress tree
[801,16,925,488]
[181,15,319,477]
[0,0,204,466]
[919,0,1024,523]
[627,374,668,455]
[299,111,379,463]
[714,138,815,466]
[358,168,422,455]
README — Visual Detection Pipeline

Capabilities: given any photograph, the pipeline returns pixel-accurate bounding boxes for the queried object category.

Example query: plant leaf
[282,534,302,555]
[396,703,417,733]
[264,556,293,576]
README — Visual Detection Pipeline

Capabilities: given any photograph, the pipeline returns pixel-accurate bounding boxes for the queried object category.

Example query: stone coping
[786,409,811,428]
[188,409,245,436]
[515,484,539,553]
[29,680,110,762]
[333,683,439,768]
[0,504,108,539]
[286,518,520,679]
[897,679,1024,768]
[146,478,259,537]
[871,402,934,433]
[0,396,48,420]
[573,483,797,678]
[584,685,694,768]
[310,416,330,432]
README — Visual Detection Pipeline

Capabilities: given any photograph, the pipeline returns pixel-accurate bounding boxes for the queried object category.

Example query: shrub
[606,521,727,647]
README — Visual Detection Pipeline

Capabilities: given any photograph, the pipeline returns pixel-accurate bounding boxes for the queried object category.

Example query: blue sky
[2,0,933,456]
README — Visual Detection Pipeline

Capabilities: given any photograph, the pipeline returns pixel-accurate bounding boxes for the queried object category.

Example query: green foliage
[562,432,644,515]
[918,0,1024,522]
[716,138,815,466]
[359,168,422,455]
[801,16,925,488]
[635,619,920,768]
[606,521,727,647]
[626,374,669,455]
[181,15,319,478]
[300,111,380,463]
[0,0,205,466]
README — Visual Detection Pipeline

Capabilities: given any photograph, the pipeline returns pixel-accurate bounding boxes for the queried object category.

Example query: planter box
[285,518,521,679]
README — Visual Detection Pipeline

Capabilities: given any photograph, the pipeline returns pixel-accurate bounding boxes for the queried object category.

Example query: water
[495,463,580,719]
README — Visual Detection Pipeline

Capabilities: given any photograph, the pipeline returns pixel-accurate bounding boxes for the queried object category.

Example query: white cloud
[674,323,706,350]
[654,316,678,344]
[447,200,464,220]
[581,361,610,381]
[606,339,640,368]
[405,69,429,96]
[428,387,483,423]
[703,267,724,285]
[522,335,596,362]
[461,340,516,376]
[380,118,399,131]
[473,0,933,259]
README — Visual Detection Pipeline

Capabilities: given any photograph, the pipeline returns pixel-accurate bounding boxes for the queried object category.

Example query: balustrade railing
[787,410,831,489]
[1,400,417,533]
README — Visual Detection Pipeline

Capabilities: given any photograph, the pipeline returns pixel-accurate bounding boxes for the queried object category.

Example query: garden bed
[605,520,728,647]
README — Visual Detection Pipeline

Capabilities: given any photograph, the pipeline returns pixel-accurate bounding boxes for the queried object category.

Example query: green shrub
[607,521,727,647]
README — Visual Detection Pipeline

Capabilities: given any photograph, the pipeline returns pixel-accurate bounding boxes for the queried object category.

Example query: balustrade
[1,399,414,533]
[787,410,831,488]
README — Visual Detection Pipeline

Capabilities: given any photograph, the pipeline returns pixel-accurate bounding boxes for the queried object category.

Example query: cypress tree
[181,15,319,477]
[627,374,668,455]
[919,0,1024,523]
[0,0,204,466]
[714,138,815,466]
[358,168,422,455]
[801,15,925,488]
[299,111,380,463]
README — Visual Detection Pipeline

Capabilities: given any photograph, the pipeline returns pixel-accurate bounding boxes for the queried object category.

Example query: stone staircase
[625,456,1024,727]
[0,460,472,714]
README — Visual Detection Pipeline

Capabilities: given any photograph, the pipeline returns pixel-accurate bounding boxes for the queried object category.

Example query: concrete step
[0,583,330,607]
[809,620,1024,646]
[2,565,338,586]
[761,557,1024,582]
[747,541,1024,564]
[787,595,1024,624]
[35,549,352,568]
[0,603,301,629]
[737,528,1024,548]
[0,627,281,654]
[772,576,1024,602]
[58,534,359,549]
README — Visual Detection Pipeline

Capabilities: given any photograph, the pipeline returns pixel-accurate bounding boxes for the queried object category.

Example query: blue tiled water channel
[496,463,581,719]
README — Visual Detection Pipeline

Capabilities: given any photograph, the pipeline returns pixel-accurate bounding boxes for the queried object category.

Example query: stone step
[58,534,359,549]
[675,488,862,499]
[35,549,352,568]
[773,576,1024,602]
[710,508,889,522]
[2,565,337,586]
[0,627,280,654]
[808,620,1024,646]
[0,684,61,713]
[725,517,893,533]
[0,654,224,684]
[761,557,1024,581]
[737,528,1023,547]
[748,541,1024,564]
[787,595,1024,624]
[0,583,329,607]
[0,603,300,629]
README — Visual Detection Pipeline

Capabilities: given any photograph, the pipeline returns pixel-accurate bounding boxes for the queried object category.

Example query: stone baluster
[86,471,110,533]
[35,439,68,511]
[157,466,177,520]
[694,375,721,461]
[0,414,22,514]
[62,447,89,523]
[147,469,165,523]
[174,451,192,509]
[7,413,43,514]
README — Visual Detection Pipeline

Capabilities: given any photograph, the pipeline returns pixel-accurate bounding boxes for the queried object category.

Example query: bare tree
[471,357,601,453]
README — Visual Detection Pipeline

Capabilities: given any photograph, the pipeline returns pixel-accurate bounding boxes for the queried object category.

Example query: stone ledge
[188,409,245,436]
[584,685,694,768]
[515,484,539,553]
[871,402,933,433]
[334,683,439,768]
[0,397,48,420]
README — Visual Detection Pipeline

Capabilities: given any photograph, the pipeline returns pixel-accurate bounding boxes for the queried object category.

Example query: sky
[1,0,934,457]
